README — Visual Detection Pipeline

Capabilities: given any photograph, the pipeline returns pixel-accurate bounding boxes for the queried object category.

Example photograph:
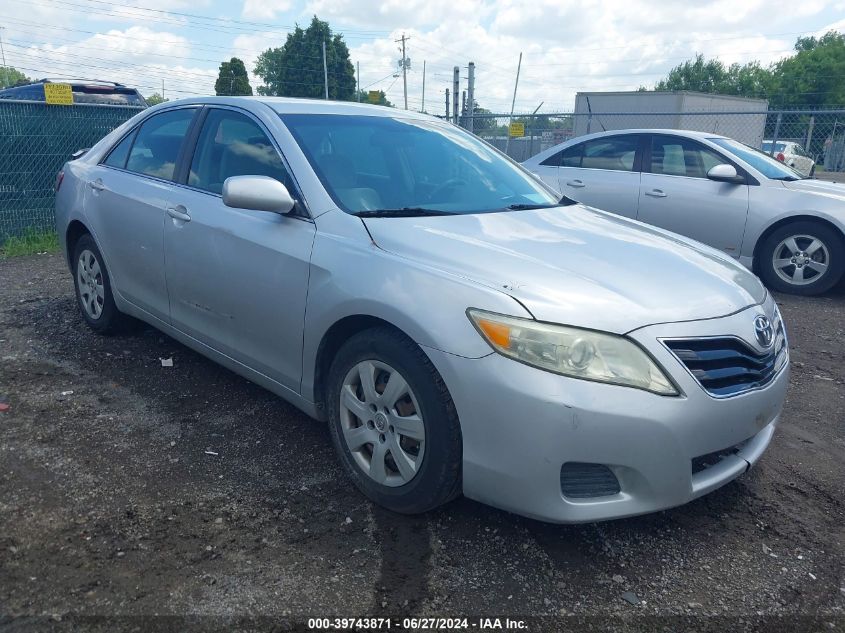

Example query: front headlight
[468,309,678,395]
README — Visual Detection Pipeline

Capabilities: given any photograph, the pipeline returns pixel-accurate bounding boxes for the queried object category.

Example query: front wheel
[758,221,844,295]
[326,327,462,514]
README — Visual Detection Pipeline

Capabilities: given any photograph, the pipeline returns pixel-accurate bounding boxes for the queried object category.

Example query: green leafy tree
[254,16,356,100]
[768,31,845,108]
[355,89,392,106]
[145,93,168,105]
[214,57,253,96]
[0,66,30,89]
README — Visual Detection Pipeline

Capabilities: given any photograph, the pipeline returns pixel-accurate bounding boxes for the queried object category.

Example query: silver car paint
[523,129,845,268]
[56,98,788,523]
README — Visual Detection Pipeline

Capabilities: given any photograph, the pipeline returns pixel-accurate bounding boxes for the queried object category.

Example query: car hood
[781,178,845,201]
[364,205,766,334]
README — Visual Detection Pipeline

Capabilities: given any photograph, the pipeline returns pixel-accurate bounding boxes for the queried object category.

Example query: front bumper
[425,301,788,523]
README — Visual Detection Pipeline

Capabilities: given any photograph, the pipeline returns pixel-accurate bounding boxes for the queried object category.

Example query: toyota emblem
[753,315,774,348]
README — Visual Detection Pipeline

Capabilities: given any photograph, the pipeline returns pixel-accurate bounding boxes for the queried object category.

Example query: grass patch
[1,230,61,258]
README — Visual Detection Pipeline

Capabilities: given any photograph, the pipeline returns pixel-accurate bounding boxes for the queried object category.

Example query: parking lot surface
[1,253,844,632]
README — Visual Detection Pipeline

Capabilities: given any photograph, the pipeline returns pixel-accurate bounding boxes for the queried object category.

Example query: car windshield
[710,137,804,180]
[762,141,787,153]
[280,114,559,215]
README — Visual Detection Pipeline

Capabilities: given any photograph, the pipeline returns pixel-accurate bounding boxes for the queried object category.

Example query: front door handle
[166,206,191,222]
[87,179,106,192]
[645,189,667,198]
[565,179,585,188]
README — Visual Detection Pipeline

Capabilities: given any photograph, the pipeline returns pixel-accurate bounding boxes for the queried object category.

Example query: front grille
[560,462,620,499]
[665,322,786,397]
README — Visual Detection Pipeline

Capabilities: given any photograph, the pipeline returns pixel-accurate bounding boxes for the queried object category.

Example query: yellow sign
[44,83,74,105]
[367,90,381,104]
[508,122,525,138]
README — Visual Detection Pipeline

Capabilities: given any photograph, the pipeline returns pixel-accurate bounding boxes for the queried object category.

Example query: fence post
[805,115,815,154]
[769,112,782,156]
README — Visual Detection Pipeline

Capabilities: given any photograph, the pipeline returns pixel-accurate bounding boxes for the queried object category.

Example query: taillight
[776,152,785,162]
[55,170,64,192]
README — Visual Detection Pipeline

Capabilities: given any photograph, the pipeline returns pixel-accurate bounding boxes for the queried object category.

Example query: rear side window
[103,131,135,169]
[188,109,292,195]
[581,136,639,171]
[540,144,582,167]
[126,109,195,181]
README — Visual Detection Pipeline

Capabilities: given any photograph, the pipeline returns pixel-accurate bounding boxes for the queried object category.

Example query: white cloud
[242,0,293,20]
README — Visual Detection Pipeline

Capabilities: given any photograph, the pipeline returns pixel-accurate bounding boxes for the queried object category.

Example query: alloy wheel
[339,360,426,487]
[772,234,829,286]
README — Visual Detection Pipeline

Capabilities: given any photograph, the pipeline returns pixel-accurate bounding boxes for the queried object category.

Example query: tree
[254,16,356,100]
[214,57,253,96]
[768,31,845,108]
[354,89,392,106]
[145,93,168,105]
[0,66,30,89]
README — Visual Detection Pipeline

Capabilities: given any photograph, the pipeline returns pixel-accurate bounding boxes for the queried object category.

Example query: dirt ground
[1,253,843,633]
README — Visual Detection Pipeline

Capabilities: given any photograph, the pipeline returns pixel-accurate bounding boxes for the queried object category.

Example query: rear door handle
[87,179,106,191]
[166,205,191,222]
[565,179,585,188]
[645,189,667,198]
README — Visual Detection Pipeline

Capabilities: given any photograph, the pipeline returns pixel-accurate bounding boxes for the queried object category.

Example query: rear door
[162,106,315,391]
[557,134,643,218]
[87,106,198,321]
[637,134,750,256]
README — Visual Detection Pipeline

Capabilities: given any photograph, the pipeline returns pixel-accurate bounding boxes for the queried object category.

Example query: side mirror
[707,164,743,184]
[222,175,295,214]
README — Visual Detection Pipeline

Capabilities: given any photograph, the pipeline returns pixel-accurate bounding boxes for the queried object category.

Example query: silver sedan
[55,98,788,523]
[524,129,845,295]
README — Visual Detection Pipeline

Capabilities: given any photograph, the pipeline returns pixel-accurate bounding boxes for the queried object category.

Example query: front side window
[189,109,292,195]
[580,136,639,171]
[710,137,804,180]
[648,135,726,179]
[126,108,195,181]
[280,114,558,214]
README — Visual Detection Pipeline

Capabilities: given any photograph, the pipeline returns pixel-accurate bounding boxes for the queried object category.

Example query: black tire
[758,221,845,296]
[71,233,130,334]
[326,327,462,514]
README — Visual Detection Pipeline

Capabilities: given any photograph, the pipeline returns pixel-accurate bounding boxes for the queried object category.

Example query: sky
[1,0,844,114]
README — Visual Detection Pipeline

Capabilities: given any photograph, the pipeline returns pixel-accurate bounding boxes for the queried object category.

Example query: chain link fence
[459,109,845,179]
[0,100,143,243]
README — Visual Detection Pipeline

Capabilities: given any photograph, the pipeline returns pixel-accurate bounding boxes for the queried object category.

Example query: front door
[637,134,750,257]
[163,107,315,391]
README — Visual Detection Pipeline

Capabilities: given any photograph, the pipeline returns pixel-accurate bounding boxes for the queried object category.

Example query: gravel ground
[1,253,843,633]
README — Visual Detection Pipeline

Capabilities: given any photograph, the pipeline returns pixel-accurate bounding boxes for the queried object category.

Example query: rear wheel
[72,234,130,333]
[326,327,462,514]
[758,221,844,295]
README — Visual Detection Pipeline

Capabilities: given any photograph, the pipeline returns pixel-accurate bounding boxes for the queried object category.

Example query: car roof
[160,95,433,119]
[571,128,728,140]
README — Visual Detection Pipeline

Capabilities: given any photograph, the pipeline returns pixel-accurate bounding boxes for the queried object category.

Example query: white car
[762,140,815,177]
[524,129,845,295]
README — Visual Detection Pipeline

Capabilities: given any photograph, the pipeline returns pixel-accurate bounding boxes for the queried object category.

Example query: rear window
[0,83,146,106]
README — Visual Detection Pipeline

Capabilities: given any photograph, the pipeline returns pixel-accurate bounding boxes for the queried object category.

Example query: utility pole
[396,34,410,110]
[452,66,459,125]
[445,88,450,120]
[0,27,6,67]
[356,61,360,101]
[322,41,329,99]
[161,78,165,100]
[421,60,426,113]
[467,61,475,133]
[461,90,466,128]
[505,52,522,156]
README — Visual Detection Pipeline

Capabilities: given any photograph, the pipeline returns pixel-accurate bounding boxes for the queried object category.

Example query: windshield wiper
[352,207,455,218]
[505,203,559,210]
